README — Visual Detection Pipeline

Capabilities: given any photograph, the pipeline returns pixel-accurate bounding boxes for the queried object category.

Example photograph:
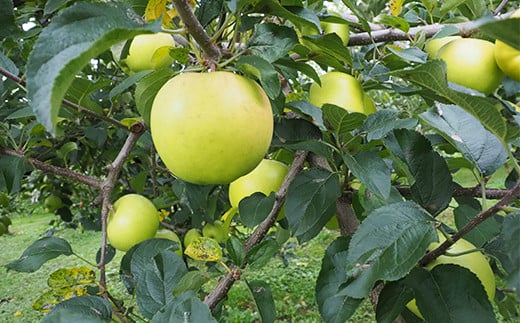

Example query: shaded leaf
[420,104,508,176]
[316,237,363,323]
[226,235,246,267]
[0,154,25,194]
[339,201,436,298]
[173,271,213,296]
[5,237,73,272]
[248,23,298,62]
[151,291,216,323]
[0,0,17,37]
[405,265,496,323]
[454,204,500,248]
[239,192,275,228]
[26,2,161,134]
[246,280,276,323]
[285,168,341,243]
[362,109,417,142]
[480,17,520,50]
[41,296,112,323]
[376,280,414,323]
[322,104,366,139]
[247,239,280,268]
[284,100,325,130]
[342,151,391,200]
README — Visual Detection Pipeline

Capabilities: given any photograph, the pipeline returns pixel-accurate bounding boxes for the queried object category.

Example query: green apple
[124,32,175,73]
[363,92,377,114]
[183,228,202,248]
[321,21,350,46]
[0,215,12,227]
[0,222,6,236]
[150,72,273,185]
[436,38,503,95]
[155,228,183,257]
[494,9,520,82]
[44,195,63,213]
[107,194,160,251]
[406,232,496,319]
[229,159,289,208]
[309,71,368,114]
[424,36,461,58]
[202,220,228,243]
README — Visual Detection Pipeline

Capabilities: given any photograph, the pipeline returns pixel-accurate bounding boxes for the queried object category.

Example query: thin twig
[0,66,129,130]
[419,180,520,266]
[204,150,308,310]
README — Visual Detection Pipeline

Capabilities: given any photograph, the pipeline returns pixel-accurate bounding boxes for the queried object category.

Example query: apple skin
[44,195,63,213]
[124,33,175,73]
[183,228,202,248]
[202,221,228,243]
[424,36,461,58]
[321,21,350,46]
[228,159,289,208]
[309,71,367,114]
[406,232,496,318]
[436,38,503,95]
[155,229,183,257]
[150,72,273,185]
[107,194,160,251]
[494,9,520,82]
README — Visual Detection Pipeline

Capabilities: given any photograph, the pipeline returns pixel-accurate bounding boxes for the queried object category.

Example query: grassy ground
[0,211,375,322]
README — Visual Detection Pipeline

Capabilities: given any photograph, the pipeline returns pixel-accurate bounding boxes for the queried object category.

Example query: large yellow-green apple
[436,38,503,95]
[123,33,175,73]
[44,195,63,213]
[229,159,288,207]
[202,221,228,243]
[363,93,377,114]
[406,233,496,319]
[183,228,202,248]
[494,9,520,82]
[150,72,273,184]
[321,21,350,46]
[107,194,160,251]
[424,36,461,58]
[309,71,368,114]
[155,229,183,257]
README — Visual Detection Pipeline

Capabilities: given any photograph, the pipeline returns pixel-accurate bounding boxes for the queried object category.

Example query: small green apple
[107,194,160,251]
[44,195,63,213]
[494,8,520,82]
[436,38,503,95]
[424,35,461,58]
[0,215,12,227]
[155,228,183,257]
[124,32,175,73]
[321,21,350,46]
[183,228,202,248]
[202,221,228,243]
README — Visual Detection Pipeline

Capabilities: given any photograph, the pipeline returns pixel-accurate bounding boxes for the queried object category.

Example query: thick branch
[204,150,308,310]
[171,0,220,65]
[348,20,478,46]
[397,185,515,200]
[0,147,103,188]
[419,179,520,266]
[0,66,129,130]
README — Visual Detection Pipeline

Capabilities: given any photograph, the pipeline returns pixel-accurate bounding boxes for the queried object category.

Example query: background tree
[1,0,519,322]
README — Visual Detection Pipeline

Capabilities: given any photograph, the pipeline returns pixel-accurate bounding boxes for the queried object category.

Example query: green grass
[0,211,375,322]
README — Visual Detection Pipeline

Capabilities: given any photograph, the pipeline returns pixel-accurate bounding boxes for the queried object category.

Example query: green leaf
[340,201,436,298]
[134,68,174,125]
[226,236,246,267]
[0,154,25,194]
[340,0,370,31]
[197,0,224,26]
[362,109,418,142]
[384,129,453,215]
[127,238,182,282]
[246,280,276,323]
[454,204,500,248]
[248,23,298,63]
[151,291,217,323]
[236,55,281,99]
[41,296,112,323]
[0,50,18,75]
[109,70,152,100]
[342,151,391,200]
[480,18,520,50]
[274,57,321,85]
[322,104,366,139]
[26,2,161,134]
[136,250,187,319]
[485,212,520,298]
[246,239,280,268]
[406,265,496,323]
[420,105,508,176]
[0,0,18,38]
[239,192,275,228]
[256,0,320,31]
[301,33,352,65]
[315,237,363,323]
[375,14,410,32]
[376,280,414,323]
[358,185,405,215]
[5,237,73,272]
[173,271,213,296]
[284,100,325,130]
[285,168,341,243]
[391,60,508,140]
[386,46,427,63]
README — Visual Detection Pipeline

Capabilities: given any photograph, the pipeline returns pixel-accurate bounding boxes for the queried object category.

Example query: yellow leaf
[184,237,222,262]
[389,0,405,16]
[14,311,22,316]
[159,209,170,221]
[47,267,96,290]
[145,0,170,22]
[32,286,88,313]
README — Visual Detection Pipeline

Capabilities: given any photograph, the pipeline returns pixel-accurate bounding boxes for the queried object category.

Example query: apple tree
[1,0,519,322]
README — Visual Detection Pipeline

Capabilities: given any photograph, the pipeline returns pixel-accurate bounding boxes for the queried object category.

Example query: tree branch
[419,179,520,266]
[204,150,308,310]
[0,66,129,131]
[171,0,220,67]
[397,184,515,200]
